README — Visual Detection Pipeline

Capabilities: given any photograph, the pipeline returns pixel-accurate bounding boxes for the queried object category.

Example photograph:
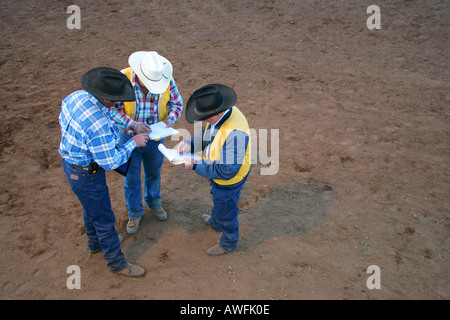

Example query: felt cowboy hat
[128,51,173,94]
[185,84,237,123]
[82,67,136,101]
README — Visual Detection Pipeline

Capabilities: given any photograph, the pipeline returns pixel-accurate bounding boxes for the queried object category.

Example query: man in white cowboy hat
[174,84,251,256]
[108,51,183,234]
[59,67,149,277]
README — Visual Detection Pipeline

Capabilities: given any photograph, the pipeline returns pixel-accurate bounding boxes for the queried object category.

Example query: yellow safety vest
[121,67,170,122]
[204,106,251,186]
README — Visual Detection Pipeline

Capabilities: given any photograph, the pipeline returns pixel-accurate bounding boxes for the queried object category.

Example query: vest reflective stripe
[204,107,251,186]
[121,67,170,122]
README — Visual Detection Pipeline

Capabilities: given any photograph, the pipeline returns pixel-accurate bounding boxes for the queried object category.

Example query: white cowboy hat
[128,51,173,94]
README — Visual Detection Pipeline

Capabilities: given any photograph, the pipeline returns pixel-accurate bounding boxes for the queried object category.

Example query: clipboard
[114,155,133,176]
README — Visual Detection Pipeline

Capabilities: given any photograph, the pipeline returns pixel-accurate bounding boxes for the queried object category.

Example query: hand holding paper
[158,144,201,165]
[136,123,152,134]
[176,139,191,155]
[148,121,180,140]
[183,157,195,170]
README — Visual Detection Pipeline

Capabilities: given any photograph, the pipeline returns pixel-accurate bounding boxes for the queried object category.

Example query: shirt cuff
[131,121,139,133]
[125,138,137,151]
[167,112,178,124]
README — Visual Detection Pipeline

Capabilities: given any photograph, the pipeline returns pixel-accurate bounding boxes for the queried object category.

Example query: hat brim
[128,51,172,94]
[185,84,237,123]
[82,67,136,101]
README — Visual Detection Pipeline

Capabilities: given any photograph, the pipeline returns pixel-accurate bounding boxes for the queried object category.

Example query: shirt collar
[210,108,231,130]
[130,69,137,86]
[85,91,112,120]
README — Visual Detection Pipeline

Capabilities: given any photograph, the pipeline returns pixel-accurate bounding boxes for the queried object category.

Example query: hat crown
[185,83,237,123]
[140,52,168,82]
[128,51,172,94]
[193,85,224,112]
[95,70,126,96]
[82,67,135,101]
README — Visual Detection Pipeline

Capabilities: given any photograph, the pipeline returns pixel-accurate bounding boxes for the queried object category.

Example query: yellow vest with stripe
[121,67,171,122]
[204,106,251,186]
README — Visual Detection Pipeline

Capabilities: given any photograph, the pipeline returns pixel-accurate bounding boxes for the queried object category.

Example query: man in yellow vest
[175,84,251,256]
[109,51,183,234]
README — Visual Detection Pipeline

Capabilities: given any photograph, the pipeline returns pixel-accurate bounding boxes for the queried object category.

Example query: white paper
[158,144,201,165]
[148,121,180,140]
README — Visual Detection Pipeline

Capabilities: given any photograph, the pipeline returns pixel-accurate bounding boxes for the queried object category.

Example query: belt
[72,164,89,171]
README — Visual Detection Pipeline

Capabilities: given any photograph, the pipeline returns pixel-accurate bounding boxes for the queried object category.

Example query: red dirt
[0,0,448,300]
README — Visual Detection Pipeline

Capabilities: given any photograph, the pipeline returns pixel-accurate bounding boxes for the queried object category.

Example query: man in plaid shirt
[59,67,149,277]
[109,51,183,234]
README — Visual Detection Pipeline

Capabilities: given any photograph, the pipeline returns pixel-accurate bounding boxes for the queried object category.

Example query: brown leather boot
[115,263,146,277]
[206,244,227,256]
[202,214,211,224]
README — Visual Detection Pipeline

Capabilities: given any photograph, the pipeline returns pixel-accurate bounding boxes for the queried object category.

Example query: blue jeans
[118,129,164,220]
[62,160,128,272]
[208,182,245,252]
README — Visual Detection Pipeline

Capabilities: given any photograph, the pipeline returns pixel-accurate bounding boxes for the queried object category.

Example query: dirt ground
[0,0,448,300]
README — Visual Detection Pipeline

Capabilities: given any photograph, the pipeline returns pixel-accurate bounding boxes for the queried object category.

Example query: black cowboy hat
[81,67,136,101]
[185,84,237,123]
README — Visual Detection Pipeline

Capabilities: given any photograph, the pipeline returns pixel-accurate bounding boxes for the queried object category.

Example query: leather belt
[72,164,89,171]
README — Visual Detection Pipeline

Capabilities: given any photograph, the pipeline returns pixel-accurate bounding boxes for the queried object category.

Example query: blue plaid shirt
[58,90,136,170]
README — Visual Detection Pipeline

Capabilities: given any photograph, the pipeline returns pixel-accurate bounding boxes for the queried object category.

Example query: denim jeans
[208,182,245,252]
[62,159,128,272]
[118,129,164,220]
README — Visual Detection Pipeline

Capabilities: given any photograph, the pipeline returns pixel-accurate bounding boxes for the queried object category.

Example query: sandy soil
[0,0,448,300]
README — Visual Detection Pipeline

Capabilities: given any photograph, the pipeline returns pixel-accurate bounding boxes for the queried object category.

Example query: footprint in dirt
[121,179,335,260]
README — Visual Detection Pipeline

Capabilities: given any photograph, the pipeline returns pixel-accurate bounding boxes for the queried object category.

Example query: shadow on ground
[120,179,336,261]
